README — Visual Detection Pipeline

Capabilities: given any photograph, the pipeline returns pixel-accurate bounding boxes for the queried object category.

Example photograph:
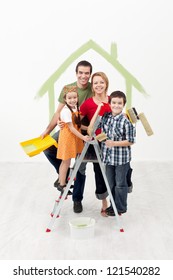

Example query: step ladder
[46,136,124,233]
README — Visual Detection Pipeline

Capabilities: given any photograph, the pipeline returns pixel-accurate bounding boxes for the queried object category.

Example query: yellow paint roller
[138,112,154,136]
[95,132,108,142]
[127,108,153,136]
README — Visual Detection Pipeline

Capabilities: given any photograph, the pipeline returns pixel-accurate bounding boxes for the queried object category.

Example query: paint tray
[20,135,58,157]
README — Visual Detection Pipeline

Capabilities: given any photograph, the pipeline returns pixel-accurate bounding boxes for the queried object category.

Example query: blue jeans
[106,162,130,214]
[72,163,86,202]
[72,143,108,201]
[43,131,61,173]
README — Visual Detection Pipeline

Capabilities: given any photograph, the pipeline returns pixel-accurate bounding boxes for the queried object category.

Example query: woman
[79,72,111,216]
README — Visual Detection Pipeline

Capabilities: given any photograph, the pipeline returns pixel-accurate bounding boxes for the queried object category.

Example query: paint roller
[127,107,154,136]
[87,116,108,141]
[95,132,107,142]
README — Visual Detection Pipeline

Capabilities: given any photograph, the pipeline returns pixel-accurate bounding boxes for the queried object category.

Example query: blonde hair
[63,86,81,128]
[63,86,78,99]
[91,72,109,95]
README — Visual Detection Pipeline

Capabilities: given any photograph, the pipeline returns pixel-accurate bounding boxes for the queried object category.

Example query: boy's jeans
[106,162,130,214]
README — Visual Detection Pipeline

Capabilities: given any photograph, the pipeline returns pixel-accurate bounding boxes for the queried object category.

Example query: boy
[89,91,136,216]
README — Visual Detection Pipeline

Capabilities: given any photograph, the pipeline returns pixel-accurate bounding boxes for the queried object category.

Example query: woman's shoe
[105,207,115,216]
[106,206,126,216]
[101,208,108,217]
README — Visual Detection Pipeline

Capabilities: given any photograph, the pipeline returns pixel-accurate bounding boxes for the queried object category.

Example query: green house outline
[36,39,148,121]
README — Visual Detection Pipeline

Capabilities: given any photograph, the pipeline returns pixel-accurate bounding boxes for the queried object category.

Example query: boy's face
[110,97,124,116]
[76,66,91,88]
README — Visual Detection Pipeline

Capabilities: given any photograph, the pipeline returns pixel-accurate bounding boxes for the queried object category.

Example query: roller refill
[138,113,154,136]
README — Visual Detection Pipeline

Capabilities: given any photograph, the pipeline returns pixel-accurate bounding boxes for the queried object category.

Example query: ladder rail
[46,142,90,231]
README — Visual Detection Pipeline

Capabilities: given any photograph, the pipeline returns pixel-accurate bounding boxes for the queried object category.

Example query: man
[41,60,93,213]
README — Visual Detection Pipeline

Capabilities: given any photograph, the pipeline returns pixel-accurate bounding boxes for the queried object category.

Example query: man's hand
[57,120,65,130]
[40,130,49,139]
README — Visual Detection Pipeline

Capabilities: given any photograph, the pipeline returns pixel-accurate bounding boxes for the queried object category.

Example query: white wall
[0,0,173,162]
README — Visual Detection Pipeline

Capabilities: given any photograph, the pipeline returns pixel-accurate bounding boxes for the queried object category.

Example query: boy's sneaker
[73,201,83,213]
[128,183,133,193]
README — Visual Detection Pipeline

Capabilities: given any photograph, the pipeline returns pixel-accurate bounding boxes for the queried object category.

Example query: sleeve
[80,99,89,117]
[60,107,72,123]
[125,121,136,143]
[96,115,105,130]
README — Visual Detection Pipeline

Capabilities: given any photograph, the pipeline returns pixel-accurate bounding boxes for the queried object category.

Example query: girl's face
[92,76,107,95]
[110,97,124,116]
[65,91,78,108]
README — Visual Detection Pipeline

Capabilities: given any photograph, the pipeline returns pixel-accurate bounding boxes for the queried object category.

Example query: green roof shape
[36,39,148,120]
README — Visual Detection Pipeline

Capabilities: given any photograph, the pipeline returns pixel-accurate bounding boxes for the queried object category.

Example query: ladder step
[82,159,98,163]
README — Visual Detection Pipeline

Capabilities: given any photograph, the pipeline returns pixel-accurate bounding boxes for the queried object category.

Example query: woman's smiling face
[92,75,107,95]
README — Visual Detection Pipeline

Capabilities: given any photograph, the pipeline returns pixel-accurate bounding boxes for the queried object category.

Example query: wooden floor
[0,161,173,260]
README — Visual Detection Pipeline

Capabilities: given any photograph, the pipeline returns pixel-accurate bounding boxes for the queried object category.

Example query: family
[41,60,136,217]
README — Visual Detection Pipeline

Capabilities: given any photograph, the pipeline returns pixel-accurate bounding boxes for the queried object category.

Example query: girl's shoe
[57,184,66,192]
[54,178,60,188]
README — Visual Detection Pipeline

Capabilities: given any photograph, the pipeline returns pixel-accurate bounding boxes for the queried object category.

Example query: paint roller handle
[138,113,154,136]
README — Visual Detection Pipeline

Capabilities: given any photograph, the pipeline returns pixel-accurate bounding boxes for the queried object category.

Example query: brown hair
[109,91,127,105]
[75,60,92,74]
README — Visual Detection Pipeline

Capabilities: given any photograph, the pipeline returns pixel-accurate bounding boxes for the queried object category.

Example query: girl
[56,86,91,192]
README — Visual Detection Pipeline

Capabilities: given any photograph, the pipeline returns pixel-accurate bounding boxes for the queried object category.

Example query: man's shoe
[73,201,83,213]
